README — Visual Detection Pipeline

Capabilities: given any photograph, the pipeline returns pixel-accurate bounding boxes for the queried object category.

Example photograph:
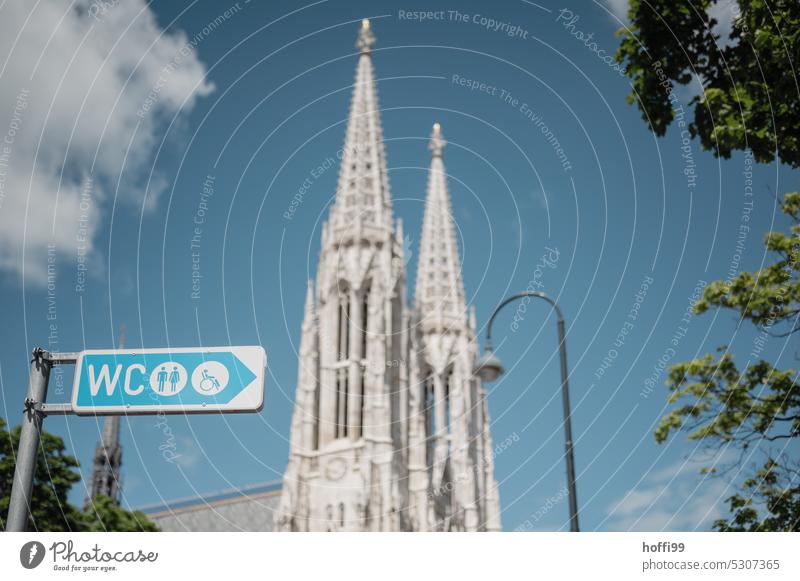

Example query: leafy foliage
[617,0,800,167]
[83,494,159,532]
[0,417,158,531]
[694,192,800,329]
[0,417,84,531]
[618,0,800,531]
[714,458,800,531]
[657,352,799,447]
[653,193,800,530]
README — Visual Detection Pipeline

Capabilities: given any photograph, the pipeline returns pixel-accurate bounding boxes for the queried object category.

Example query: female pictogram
[149,362,187,396]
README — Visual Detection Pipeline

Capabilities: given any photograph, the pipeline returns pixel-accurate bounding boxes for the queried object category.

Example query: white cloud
[606,450,738,531]
[0,0,213,283]
[603,0,630,23]
[709,0,740,45]
[173,435,202,469]
[605,0,740,41]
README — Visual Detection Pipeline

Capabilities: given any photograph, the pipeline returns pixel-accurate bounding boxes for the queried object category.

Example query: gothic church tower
[278,20,500,532]
[86,327,125,508]
[408,124,501,531]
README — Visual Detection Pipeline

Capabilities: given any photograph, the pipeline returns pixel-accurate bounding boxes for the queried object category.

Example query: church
[127,19,502,532]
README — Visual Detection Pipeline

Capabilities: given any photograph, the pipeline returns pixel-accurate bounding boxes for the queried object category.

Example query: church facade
[138,19,501,532]
[276,20,501,532]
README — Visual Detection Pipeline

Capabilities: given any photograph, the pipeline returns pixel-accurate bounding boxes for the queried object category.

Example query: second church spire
[415,123,467,331]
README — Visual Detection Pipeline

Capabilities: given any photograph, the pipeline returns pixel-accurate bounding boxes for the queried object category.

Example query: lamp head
[473,346,504,382]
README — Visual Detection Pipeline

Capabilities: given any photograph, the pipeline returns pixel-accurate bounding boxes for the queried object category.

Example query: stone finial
[429,123,446,157]
[356,18,375,54]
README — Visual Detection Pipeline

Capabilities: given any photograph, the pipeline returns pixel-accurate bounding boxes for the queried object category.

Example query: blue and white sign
[71,346,266,415]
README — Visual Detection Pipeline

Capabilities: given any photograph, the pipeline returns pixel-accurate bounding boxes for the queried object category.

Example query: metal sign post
[5,345,266,532]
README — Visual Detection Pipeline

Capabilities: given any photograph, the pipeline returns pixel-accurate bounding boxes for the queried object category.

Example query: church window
[423,372,435,467]
[335,368,349,439]
[358,365,365,438]
[360,284,370,359]
[313,375,320,450]
[334,285,351,440]
[444,367,453,435]
[326,504,334,531]
[337,289,350,361]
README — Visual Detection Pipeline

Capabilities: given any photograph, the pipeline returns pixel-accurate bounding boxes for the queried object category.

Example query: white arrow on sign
[71,346,266,415]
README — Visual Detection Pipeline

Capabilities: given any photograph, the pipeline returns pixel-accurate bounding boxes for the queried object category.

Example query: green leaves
[648,193,800,530]
[714,459,800,531]
[0,417,83,531]
[618,0,800,167]
[0,417,158,531]
[691,193,800,331]
[618,1,800,531]
[657,351,799,446]
[83,495,158,532]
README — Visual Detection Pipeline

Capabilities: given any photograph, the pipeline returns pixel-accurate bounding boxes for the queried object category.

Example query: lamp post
[473,291,580,532]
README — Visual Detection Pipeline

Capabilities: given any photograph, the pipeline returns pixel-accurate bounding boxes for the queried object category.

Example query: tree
[0,417,158,531]
[715,457,800,531]
[654,193,799,530]
[617,1,800,530]
[0,417,84,531]
[83,494,159,532]
[616,0,800,167]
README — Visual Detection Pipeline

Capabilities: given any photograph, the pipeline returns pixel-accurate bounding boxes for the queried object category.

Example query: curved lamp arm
[484,291,564,350]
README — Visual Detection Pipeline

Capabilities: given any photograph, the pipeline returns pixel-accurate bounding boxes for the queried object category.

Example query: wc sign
[71,346,266,415]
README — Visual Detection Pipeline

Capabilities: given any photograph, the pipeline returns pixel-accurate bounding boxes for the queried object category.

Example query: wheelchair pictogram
[191,361,229,396]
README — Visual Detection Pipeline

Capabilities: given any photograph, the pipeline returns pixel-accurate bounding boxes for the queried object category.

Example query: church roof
[138,479,282,517]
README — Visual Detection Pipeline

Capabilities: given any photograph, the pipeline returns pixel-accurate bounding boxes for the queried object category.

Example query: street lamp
[473,291,580,532]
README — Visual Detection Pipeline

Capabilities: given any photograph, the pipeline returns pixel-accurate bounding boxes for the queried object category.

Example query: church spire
[87,326,124,507]
[415,123,467,329]
[295,280,319,452]
[329,19,392,234]
[301,280,317,341]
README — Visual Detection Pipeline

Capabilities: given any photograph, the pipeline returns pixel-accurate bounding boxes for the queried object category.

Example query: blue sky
[0,0,797,531]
